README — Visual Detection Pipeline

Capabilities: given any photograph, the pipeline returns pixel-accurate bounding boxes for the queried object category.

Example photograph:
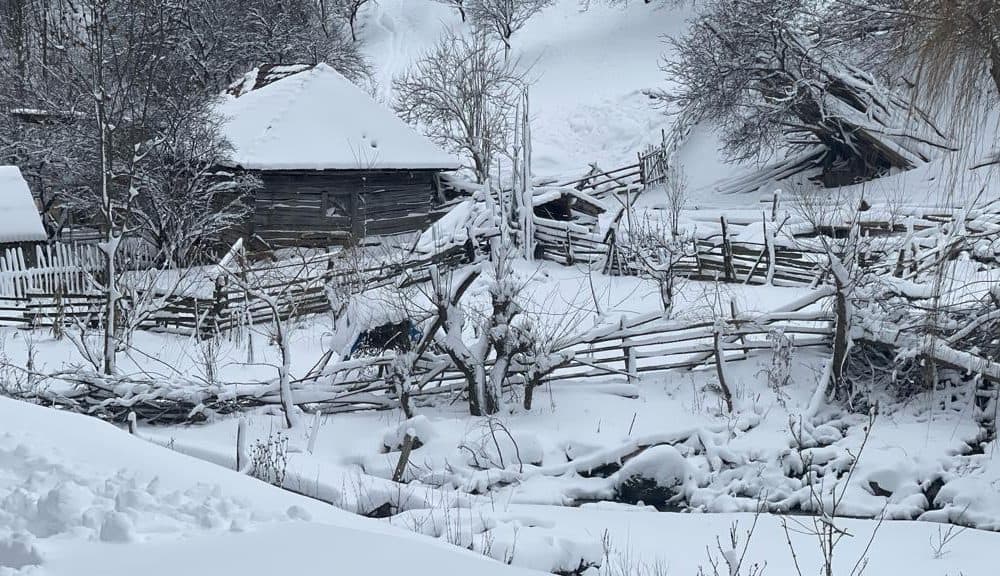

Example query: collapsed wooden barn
[217,64,460,248]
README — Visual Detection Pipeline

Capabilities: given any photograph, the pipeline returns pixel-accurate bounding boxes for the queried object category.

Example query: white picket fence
[0,243,103,299]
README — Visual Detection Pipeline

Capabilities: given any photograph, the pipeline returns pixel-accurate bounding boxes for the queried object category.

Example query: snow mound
[462,428,545,470]
[612,444,695,507]
[0,397,544,576]
[382,415,436,451]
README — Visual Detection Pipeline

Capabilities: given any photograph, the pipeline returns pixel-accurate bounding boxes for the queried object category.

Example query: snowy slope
[360,0,746,185]
[0,396,541,575]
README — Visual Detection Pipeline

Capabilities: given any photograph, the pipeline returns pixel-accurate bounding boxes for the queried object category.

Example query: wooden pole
[720,216,735,282]
[731,300,749,356]
[392,433,415,483]
[621,315,637,384]
[713,330,734,413]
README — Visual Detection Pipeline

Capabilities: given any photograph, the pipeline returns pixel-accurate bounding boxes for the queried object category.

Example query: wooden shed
[217,64,460,248]
[0,166,47,261]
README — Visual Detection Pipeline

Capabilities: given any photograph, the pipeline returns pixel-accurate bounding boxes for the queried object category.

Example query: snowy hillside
[361,0,732,182]
[0,396,543,576]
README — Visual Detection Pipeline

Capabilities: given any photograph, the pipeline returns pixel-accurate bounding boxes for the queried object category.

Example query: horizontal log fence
[533,217,609,265]
[29,287,837,421]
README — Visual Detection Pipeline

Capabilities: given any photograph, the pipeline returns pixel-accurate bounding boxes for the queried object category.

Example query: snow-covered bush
[383,415,437,452]
[611,444,695,508]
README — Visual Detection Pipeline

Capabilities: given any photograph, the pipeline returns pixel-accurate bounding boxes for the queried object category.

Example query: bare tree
[832,0,1000,99]
[467,0,553,55]
[794,188,868,405]
[434,0,468,21]
[333,0,376,43]
[658,0,950,180]
[131,115,258,267]
[0,0,260,374]
[419,237,537,416]
[393,31,525,183]
[74,0,370,100]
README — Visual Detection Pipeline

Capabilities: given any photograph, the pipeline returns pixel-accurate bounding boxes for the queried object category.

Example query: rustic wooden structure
[28,288,836,422]
[217,64,460,248]
[0,166,47,262]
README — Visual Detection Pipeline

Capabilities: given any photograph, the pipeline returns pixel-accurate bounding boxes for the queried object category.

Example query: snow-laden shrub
[611,445,694,508]
[382,415,437,452]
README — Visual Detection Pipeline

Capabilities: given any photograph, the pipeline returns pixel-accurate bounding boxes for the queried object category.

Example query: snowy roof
[216,64,460,171]
[0,166,46,243]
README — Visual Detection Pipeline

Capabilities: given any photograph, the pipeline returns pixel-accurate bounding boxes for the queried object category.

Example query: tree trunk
[832,287,850,400]
[989,41,1000,96]
[523,379,536,410]
[713,330,734,413]
[274,317,298,429]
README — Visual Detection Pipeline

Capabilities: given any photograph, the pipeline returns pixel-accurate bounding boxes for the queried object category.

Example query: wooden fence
[34,286,835,421]
[533,217,609,265]
[281,287,836,414]
[0,237,483,335]
[0,243,103,299]
[529,211,825,287]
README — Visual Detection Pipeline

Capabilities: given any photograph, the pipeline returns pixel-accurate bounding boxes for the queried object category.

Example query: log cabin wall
[248,169,440,248]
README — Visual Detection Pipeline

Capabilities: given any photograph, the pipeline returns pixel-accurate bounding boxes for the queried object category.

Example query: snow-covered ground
[5,1,1000,574]
[0,396,547,576]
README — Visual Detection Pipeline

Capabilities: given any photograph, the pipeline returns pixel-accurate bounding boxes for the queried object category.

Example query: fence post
[210,275,228,338]
[730,300,748,357]
[638,151,646,188]
[762,214,773,285]
[621,315,637,384]
[893,248,905,278]
[720,216,735,282]
[564,228,575,266]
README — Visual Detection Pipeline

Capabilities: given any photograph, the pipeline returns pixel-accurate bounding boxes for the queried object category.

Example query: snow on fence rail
[27,287,836,421]
[533,217,608,265]
[141,241,481,337]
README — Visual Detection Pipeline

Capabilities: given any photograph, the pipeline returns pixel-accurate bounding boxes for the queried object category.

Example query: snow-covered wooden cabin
[0,166,47,257]
[217,64,460,248]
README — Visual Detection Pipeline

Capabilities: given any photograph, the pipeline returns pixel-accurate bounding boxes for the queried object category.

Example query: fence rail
[31,287,835,421]
[0,239,483,336]
[275,287,835,415]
